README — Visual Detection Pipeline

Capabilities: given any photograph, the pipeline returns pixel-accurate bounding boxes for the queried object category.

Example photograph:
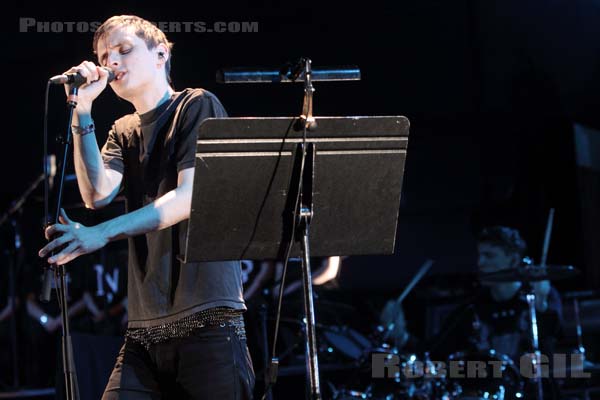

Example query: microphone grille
[103,67,116,83]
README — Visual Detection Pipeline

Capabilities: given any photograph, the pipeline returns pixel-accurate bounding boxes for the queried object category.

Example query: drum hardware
[446,349,524,400]
[478,264,579,284]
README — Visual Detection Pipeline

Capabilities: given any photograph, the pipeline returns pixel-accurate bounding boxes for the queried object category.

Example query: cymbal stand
[573,298,586,363]
[523,282,543,400]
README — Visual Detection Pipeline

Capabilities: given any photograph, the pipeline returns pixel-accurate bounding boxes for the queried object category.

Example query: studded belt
[125,307,246,350]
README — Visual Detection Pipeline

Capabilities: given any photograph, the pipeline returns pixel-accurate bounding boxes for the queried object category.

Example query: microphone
[49,67,115,85]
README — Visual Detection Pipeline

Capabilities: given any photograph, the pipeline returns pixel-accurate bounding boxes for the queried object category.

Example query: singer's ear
[156,43,169,61]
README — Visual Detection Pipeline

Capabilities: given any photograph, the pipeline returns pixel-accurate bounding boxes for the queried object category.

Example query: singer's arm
[62,62,120,208]
[72,112,123,209]
[39,167,193,265]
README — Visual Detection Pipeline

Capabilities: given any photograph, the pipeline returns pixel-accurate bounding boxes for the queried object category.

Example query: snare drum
[446,350,524,399]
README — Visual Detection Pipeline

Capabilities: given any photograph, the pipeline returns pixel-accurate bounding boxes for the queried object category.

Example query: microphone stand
[4,220,20,390]
[40,84,80,400]
[0,162,54,389]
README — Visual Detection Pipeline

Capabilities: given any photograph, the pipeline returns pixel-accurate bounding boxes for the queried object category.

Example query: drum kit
[319,264,585,400]
[261,212,597,399]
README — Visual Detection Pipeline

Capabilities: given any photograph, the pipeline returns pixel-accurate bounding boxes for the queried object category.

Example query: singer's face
[96,26,165,99]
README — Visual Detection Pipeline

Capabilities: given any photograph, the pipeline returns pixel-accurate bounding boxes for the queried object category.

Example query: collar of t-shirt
[137,91,179,126]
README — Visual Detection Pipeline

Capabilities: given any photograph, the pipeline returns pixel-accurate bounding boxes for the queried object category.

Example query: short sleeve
[175,91,228,172]
[101,124,125,174]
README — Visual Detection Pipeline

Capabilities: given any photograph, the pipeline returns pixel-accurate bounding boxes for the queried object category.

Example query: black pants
[102,325,255,399]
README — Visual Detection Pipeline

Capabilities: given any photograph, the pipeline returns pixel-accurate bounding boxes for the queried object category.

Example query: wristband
[72,122,95,136]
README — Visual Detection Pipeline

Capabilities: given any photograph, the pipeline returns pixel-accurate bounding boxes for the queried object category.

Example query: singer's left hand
[38,209,108,265]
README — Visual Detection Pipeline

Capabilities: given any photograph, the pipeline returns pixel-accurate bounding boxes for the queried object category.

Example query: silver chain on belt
[125,307,246,350]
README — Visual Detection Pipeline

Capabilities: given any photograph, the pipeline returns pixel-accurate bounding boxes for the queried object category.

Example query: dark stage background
[3,0,600,397]
[5,0,600,287]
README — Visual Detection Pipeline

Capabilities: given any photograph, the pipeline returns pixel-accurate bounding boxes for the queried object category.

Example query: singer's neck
[130,81,174,114]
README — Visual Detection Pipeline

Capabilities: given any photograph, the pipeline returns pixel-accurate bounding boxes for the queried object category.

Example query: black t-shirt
[78,246,128,310]
[101,88,245,328]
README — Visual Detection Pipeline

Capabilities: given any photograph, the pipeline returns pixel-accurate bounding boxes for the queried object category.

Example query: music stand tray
[184,115,410,263]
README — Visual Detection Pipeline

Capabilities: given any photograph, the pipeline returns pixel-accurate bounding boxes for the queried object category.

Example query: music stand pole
[290,58,321,399]
[297,143,321,399]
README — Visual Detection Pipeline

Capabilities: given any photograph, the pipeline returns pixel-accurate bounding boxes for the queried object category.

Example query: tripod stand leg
[260,304,274,400]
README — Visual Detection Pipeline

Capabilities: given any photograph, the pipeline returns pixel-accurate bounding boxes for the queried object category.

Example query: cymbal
[479,265,580,283]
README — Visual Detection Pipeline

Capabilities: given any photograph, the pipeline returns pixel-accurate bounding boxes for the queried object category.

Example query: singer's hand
[63,61,110,112]
[38,209,108,265]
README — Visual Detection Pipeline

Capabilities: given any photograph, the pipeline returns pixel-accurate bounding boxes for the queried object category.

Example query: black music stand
[184,115,410,399]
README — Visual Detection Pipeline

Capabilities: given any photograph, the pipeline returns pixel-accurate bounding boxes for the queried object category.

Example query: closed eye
[98,46,132,66]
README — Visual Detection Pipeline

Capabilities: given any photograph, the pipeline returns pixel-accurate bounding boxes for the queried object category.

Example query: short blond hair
[93,15,174,83]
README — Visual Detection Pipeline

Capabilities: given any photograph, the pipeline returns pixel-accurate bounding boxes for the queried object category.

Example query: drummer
[434,226,563,361]
[475,226,563,359]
